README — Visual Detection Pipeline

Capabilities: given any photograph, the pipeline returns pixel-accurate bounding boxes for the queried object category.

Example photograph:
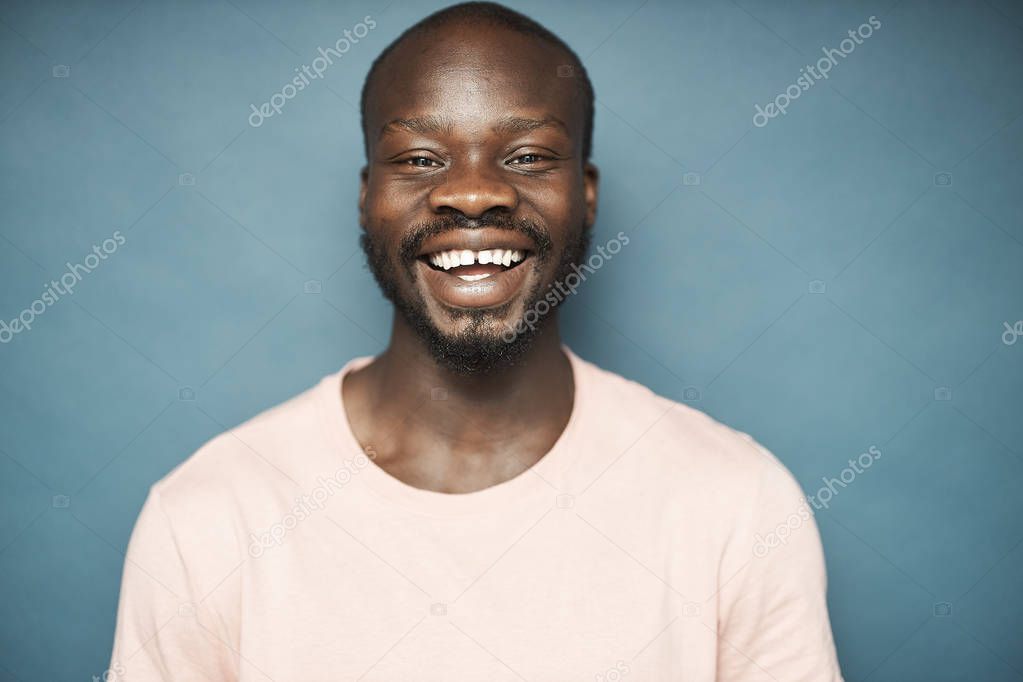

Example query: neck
[341,312,574,493]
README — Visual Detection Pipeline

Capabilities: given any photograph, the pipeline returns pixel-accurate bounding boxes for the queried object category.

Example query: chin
[405,296,546,375]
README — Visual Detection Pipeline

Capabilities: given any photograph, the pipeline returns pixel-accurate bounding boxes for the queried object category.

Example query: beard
[360,212,591,375]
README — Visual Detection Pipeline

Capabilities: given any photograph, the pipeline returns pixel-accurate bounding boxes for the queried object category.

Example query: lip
[415,227,537,258]
[417,258,532,309]
[415,228,536,310]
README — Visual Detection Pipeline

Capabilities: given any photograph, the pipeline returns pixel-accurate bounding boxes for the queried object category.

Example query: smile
[414,229,538,309]
[423,248,528,280]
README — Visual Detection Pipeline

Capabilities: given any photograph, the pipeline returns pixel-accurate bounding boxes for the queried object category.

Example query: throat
[342,335,575,494]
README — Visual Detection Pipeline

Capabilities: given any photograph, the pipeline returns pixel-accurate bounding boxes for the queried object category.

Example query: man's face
[359,22,598,373]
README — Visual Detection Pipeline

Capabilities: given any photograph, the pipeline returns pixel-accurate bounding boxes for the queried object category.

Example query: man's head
[358,2,598,374]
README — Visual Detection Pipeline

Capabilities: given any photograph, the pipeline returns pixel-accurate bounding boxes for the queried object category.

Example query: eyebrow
[493,116,568,134]
[379,115,568,139]
[380,116,451,138]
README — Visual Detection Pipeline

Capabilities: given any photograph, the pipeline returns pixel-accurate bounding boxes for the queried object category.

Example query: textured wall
[1,1,1021,679]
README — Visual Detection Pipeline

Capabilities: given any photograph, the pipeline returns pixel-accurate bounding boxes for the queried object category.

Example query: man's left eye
[509,153,546,165]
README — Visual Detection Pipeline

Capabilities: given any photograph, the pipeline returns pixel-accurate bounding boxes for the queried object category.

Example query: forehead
[366,23,584,144]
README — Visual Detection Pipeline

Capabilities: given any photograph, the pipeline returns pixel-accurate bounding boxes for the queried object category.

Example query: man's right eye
[405,156,439,168]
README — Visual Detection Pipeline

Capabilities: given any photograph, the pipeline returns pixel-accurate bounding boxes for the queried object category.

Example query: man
[109,3,843,680]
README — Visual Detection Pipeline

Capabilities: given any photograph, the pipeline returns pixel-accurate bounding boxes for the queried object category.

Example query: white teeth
[425,248,528,271]
[457,273,491,281]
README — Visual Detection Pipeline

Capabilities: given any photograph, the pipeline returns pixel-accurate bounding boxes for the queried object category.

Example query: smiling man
[109,3,843,680]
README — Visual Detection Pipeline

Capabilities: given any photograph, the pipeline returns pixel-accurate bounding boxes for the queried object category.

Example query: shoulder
[151,374,335,526]
[571,351,803,514]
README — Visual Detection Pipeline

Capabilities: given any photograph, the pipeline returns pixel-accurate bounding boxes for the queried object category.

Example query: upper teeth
[428,249,526,270]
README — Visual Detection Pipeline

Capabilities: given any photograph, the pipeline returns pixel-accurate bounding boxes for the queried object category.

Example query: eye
[509,153,546,165]
[405,156,441,168]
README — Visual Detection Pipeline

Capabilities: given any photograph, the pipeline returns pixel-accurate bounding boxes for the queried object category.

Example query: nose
[428,160,518,218]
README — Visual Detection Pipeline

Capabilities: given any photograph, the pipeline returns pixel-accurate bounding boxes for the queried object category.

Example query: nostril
[428,180,519,217]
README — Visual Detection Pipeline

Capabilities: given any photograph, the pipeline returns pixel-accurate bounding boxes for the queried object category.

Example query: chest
[235,506,721,680]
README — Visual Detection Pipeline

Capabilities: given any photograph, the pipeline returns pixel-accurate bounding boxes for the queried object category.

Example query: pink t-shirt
[109,347,843,681]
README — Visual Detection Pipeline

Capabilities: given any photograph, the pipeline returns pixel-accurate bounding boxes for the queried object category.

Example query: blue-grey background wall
[1,0,1021,679]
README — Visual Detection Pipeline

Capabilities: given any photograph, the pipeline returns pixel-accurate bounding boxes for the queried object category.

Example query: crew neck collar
[315,345,588,517]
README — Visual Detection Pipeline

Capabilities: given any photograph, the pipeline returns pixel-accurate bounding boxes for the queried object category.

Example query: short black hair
[359,1,595,161]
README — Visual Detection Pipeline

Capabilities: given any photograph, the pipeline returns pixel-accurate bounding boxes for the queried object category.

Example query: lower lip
[416,258,532,309]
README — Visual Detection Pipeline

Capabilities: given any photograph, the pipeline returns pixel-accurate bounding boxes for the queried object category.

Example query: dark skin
[344,20,598,494]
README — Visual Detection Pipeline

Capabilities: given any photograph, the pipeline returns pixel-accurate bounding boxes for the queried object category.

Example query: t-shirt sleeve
[108,488,238,681]
[716,446,844,682]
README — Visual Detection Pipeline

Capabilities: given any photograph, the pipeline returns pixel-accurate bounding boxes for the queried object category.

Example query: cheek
[527,183,587,250]
[365,187,418,247]
[366,172,426,217]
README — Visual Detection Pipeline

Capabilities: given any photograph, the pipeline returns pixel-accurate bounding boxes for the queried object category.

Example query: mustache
[398,212,553,265]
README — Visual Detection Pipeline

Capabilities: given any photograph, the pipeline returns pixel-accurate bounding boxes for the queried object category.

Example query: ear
[358,165,369,229]
[583,162,599,229]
